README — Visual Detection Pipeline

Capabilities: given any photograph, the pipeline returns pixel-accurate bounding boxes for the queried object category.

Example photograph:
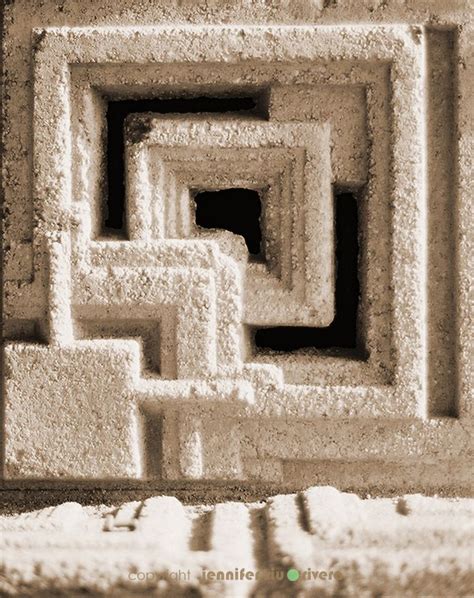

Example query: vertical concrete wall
[1,1,472,493]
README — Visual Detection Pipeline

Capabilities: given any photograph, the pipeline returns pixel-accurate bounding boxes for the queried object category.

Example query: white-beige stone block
[0,487,472,597]
[1,0,472,496]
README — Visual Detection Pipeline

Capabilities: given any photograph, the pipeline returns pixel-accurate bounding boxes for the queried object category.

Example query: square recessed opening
[193,188,264,261]
[104,95,264,236]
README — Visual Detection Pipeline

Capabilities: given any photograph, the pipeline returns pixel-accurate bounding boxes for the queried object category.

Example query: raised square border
[1,23,471,483]
[30,25,427,416]
[125,115,334,326]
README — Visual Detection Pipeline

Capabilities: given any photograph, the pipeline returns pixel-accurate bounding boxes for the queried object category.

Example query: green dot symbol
[287,568,300,582]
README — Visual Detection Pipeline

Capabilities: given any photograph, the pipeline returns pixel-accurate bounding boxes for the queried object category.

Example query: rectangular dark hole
[189,510,214,552]
[104,96,261,235]
[253,192,360,352]
[140,410,163,479]
[194,188,264,259]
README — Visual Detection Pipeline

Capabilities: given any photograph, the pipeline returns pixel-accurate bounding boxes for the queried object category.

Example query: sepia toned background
[1,1,472,595]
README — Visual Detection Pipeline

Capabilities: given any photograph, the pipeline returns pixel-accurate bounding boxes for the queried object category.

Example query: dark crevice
[194,188,263,258]
[295,492,312,533]
[2,319,46,343]
[105,96,260,235]
[189,509,214,552]
[140,410,163,479]
[253,192,360,352]
[249,506,270,570]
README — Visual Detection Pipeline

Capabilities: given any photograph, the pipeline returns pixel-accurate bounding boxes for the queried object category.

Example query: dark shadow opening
[105,96,260,235]
[253,192,360,352]
[189,510,214,552]
[140,410,163,479]
[2,319,46,343]
[194,188,263,258]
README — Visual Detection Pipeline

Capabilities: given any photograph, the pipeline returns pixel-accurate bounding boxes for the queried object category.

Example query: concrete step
[0,486,472,596]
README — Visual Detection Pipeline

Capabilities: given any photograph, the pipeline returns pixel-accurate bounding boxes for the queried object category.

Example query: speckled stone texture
[0,486,473,597]
[2,0,473,492]
[1,1,473,595]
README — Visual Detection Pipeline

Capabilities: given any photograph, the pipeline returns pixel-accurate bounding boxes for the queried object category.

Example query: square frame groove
[2,22,471,483]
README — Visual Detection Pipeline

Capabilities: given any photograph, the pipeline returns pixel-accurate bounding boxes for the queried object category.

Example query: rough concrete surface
[1,0,473,595]
[0,486,473,597]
